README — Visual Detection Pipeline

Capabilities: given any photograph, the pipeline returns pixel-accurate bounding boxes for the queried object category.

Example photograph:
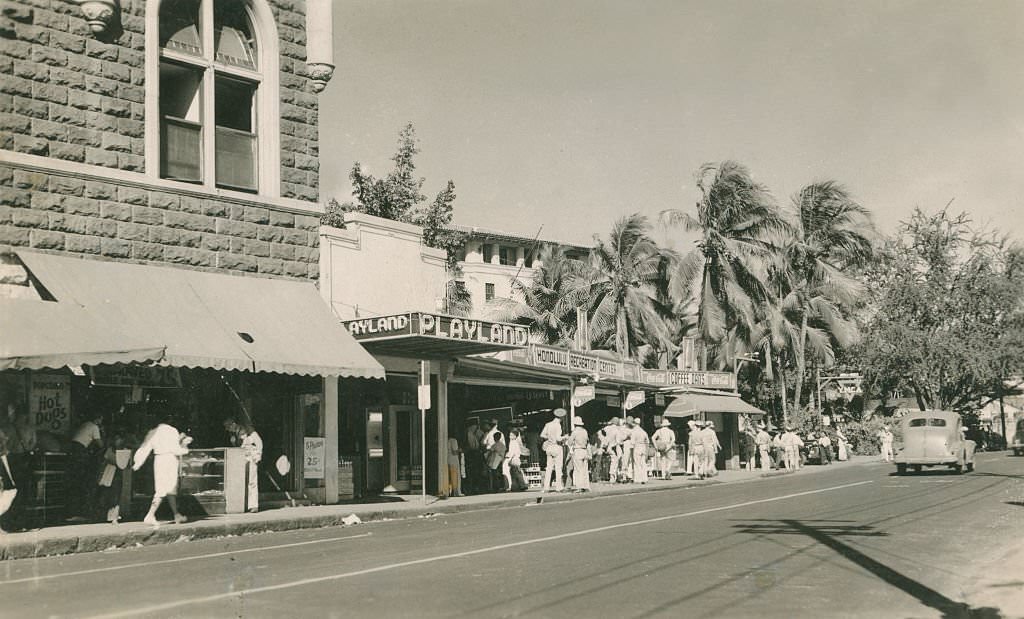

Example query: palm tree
[662,161,790,368]
[583,214,676,358]
[784,181,876,412]
[485,245,589,346]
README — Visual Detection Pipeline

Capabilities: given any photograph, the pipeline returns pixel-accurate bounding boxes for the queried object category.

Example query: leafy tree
[323,123,465,266]
[858,207,1024,412]
[583,214,677,358]
[662,161,790,368]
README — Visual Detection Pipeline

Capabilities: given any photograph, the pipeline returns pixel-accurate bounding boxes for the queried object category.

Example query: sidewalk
[0,456,877,561]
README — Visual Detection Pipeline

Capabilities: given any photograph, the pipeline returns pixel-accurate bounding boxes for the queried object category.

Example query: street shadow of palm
[731,519,1004,619]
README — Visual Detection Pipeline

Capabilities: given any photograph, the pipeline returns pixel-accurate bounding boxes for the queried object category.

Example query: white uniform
[540,418,564,491]
[241,430,263,511]
[134,424,188,497]
[652,427,676,478]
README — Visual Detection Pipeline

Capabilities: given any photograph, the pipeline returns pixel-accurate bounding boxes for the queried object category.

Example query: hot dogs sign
[345,312,530,347]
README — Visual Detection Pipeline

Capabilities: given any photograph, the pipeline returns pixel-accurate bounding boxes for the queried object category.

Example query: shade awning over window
[0,299,165,371]
[16,251,385,379]
[662,391,767,418]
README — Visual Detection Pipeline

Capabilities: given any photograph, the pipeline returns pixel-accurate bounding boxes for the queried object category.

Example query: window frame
[145,0,280,197]
[484,282,495,302]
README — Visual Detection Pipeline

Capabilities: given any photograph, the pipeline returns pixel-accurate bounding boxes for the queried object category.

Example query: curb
[0,479,719,561]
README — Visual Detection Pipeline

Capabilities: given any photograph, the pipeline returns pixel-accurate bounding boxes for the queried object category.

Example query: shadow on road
[969,471,1024,480]
[1005,501,1024,507]
[732,519,1004,619]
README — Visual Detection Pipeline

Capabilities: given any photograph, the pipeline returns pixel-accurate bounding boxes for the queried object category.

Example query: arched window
[148,0,279,194]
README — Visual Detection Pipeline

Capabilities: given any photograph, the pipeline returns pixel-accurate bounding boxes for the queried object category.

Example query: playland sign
[344,312,529,347]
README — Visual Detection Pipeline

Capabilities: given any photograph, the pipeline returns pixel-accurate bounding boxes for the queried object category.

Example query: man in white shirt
[755,423,772,471]
[569,417,591,492]
[601,419,621,483]
[818,432,833,464]
[687,420,704,478]
[651,419,676,480]
[540,409,566,492]
[620,417,635,483]
[878,426,894,462]
[67,414,104,520]
[701,420,721,478]
[630,418,650,484]
[780,426,804,471]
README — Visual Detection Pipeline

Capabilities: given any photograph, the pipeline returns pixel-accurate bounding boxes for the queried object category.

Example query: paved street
[1,453,1021,619]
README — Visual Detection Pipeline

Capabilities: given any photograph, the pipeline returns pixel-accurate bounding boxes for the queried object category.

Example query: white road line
[90,480,873,619]
[0,532,373,585]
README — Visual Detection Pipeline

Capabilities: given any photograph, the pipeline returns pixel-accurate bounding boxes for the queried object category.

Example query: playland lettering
[419,314,529,346]
[347,314,411,338]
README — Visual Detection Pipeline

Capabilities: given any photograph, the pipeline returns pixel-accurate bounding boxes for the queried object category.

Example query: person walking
[652,419,676,480]
[505,429,528,492]
[702,421,721,477]
[603,418,622,483]
[486,428,507,492]
[780,426,804,471]
[67,412,104,521]
[0,430,18,534]
[755,423,772,472]
[688,420,705,478]
[620,417,636,483]
[836,428,849,461]
[446,436,463,497]
[97,431,129,524]
[878,425,894,462]
[239,421,263,512]
[540,409,566,492]
[630,418,650,484]
[133,415,191,525]
[464,419,483,494]
[818,432,833,465]
[569,417,591,493]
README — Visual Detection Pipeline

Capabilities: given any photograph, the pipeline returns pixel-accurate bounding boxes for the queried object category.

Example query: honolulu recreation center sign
[344,312,530,347]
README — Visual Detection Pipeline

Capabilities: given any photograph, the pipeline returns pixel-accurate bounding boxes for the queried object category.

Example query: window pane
[499,246,512,266]
[908,419,927,427]
[485,283,495,301]
[160,61,202,122]
[160,0,202,56]
[160,61,202,183]
[215,75,256,190]
[482,244,493,263]
[214,0,258,69]
[928,418,947,427]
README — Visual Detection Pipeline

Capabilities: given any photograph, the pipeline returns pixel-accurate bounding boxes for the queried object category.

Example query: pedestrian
[0,429,18,534]
[620,417,636,483]
[67,412,105,521]
[742,427,757,471]
[133,414,191,525]
[486,428,507,492]
[505,429,528,492]
[652,419,676,480]
[97,431,129,524]
[222,417,243,447]
[702,420,721,477]
[602,418,622,482]
[446,436,463,497]
[836,428,849,462]
[688,420,705,478]
[464,418,483,494]
[755,423,772,472]
[818,432,833,465]
[239,421,263,512]
[569,417,591,493]
[780,426,803,471]
[4,406,36,530]
[630,417,650,484]
[878,425,894,462]
[540,408,566,492]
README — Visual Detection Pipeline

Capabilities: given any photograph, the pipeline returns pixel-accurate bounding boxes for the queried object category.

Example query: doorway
[388,404,421,492]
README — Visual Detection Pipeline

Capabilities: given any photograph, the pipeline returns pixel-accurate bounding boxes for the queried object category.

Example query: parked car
[1011,419,1024,457]
[894,410,975,474]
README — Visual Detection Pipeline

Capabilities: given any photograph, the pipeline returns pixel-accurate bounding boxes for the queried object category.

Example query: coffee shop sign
[346,312,529,346]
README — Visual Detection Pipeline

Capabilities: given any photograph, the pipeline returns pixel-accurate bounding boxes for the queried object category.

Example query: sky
[321,0,1024,247]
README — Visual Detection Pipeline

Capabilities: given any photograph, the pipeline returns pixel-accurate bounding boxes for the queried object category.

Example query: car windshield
[908,418,927,427]
[928,418,947,427]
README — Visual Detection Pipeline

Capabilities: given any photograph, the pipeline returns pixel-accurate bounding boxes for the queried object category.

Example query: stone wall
[0,0,319,201]
[0,164,321,279]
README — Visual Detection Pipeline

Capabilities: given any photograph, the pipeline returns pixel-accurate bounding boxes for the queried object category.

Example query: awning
[662,391,767,418]
[0,299,165,371]
[17,251,385,378]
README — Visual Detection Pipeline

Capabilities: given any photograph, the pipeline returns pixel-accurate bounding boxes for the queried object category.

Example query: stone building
[0,0,384,519]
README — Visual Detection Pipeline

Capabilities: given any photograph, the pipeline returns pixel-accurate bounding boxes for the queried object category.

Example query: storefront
[659,386,768,470]
[0,250,384,525]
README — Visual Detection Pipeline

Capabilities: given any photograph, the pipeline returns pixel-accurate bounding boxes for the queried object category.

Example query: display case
[177,447,246,515]
[25,452,68,526]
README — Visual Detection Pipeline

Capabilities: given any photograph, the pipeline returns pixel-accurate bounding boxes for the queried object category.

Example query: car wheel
[967,462,974,473]
[896,463,907,475]
[953,463,963,474]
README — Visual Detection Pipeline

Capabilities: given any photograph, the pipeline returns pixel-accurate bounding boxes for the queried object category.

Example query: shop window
[485,282,495,301]
[155,0,268,193]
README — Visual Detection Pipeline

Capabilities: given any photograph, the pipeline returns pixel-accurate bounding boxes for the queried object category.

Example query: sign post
[419,360,429,505]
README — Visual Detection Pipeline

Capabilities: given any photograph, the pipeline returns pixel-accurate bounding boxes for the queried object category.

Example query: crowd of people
[446,410,737,497]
